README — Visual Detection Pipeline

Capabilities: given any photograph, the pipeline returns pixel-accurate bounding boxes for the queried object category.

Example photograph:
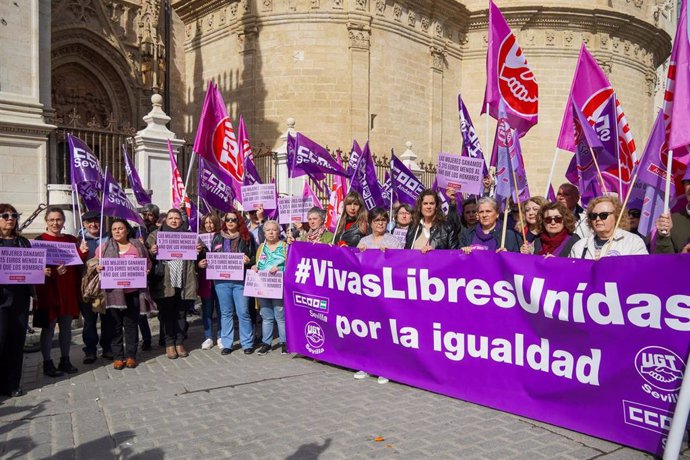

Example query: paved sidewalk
[1,318,688,459]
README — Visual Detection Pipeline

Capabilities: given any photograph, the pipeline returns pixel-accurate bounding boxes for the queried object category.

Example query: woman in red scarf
[35,207,89,377]
[522,202,580,257]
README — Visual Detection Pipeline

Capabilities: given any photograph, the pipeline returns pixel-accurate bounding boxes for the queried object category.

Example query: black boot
[43,360,64,378]
[58,357,78,374]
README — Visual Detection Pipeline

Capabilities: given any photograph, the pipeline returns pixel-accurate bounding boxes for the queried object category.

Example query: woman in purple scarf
[460,197,520,253]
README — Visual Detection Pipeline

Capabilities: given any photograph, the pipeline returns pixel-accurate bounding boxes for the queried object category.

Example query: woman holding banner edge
[405,189,458,252]
[520,202,580,257]
[287,207,333,244]
[201,211,256,355]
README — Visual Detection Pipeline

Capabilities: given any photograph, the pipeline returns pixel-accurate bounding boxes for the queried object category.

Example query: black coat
[532,233,580,257]
[405,221,459,250]
[334,222,367,248]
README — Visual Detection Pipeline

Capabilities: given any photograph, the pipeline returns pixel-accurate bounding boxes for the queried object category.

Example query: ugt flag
[68,133,103,211]
[168,141,186,209]
[482,0,538,134]
[122,144,151,206]
[494,101,530,205]
[102,173,145,226]
[566,103,607,206]
[458,94,488,177]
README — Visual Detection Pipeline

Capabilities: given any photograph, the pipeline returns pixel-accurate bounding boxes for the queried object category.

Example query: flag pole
[510,168,527,242]
[182,150,196,202]
[544,148,559,197]
[99,167,108,240]
[74,186,84,238]
[663,149,673,214]
[617,152,623,199]
[389,150,395,230]
[589,145,608,195]
[485,103,490,169]
[500,197,509,249]
[600,166,642,258]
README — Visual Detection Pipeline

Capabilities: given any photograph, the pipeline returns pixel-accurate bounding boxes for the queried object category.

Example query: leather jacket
[404,221,459,250]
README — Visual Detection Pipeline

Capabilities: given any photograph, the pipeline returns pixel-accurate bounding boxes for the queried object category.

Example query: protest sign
[0,247,46,284]
[285,243,690,456]
[156,231,198,260]
[206,252,245,281]
[244,270,283,299]
[278,196,312,224]
[198,233,214,250]
[100,258,147,289]
[241,184,277,210]
[31,240,83,266]
[436,153,485,194]
[392,228,407,248]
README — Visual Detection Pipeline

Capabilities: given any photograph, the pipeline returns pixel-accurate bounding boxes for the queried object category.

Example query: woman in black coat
[334,191,369,247]
[405,189,458,252]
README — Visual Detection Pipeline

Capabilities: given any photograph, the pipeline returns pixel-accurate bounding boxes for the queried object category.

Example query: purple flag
[494,101,530,205]
[68,134,104,210]
[349,142,387,211]
[547,183,557,202]
[122,144,150,206]
[380,171,393,208]
[482,1,538,134]
[586,94,626,196]
[238,116,263,186]
[666,0,690,152]
[346,140,363,177]
[102,173,145,226]
[198,157,235,212]
[187,199,199,233]
[431,178,451,215]
[303,181,322,209]
[565,103,606,205]
[391,154,425,206]
[458,94,489,177]
[289,132,347,181]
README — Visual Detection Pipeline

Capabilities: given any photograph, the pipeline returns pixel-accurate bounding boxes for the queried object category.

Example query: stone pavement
[1,317,689,460]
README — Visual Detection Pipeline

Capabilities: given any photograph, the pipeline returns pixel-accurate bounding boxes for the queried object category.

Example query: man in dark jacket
[655,169,690,254]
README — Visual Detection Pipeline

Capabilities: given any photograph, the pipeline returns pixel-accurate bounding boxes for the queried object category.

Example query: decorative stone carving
[435,22,444,37]
[545,31,555,46]
[430,45,446,71]
[347,23,371,50]
[626,0,644,7]
[393,3,402,21]
[312,0,320,9]
[421,16,430,33]
[66,0,99,23]
[597,58,612,76]
[355,0,367,11]
[262,0,273,12]
[601,34,610,49]
[230,2,239,16]
[523,29,535,45]
[375,0,385,15]
[333,0,343,9]
[408,11,416,27]
[646,70,657,96]
[206,14,214,32]
[564,31,573,46]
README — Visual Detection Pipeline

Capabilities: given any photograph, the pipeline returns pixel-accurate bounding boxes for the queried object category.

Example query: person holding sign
[405,189,458,252]
[197,213,222,350]
[252,220,288,355]
[95,219,154,370]
[0,204,35,397]
[460,197,520,253]
[334,192,368,247]
[147,209,198,359]
[204,211,257,355]
[34,207,88,377]
[288,207,333,244]
[520,202,580,257]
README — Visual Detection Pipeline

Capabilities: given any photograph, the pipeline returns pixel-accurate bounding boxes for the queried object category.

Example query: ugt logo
[635,346,685,392]
[305,321,325,349]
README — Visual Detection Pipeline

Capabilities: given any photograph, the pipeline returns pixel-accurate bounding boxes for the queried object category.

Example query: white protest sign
[436,153,485,195]
[278,196,312,224]
[241,184,277,210]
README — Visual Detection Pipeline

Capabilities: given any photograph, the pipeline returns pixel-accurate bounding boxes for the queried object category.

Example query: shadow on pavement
[285,438,332,460]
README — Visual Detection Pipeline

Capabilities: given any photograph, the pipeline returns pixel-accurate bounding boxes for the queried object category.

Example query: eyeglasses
[225,217,238,222]
[628,210,641,218]
[0,213,19,220]
[543,216,563,224]
[372,218,388,224]
[46,219,64,223]
[588,212,614,221]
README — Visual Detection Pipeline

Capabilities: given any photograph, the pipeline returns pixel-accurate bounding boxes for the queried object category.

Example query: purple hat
[683,166,690,182]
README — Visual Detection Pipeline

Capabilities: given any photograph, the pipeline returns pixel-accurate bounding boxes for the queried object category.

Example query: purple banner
[206,252,245,281]
[156,231,198,260]
[0,247,46,284]
[31,240,83,266]
[245,270,283,299]
[285,242,690,456]
[100,258,147,289]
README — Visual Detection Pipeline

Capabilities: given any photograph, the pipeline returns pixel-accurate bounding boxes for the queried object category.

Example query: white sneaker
[216,339,225,351]
[353,370,368,380]
[377,376,389,384]
[201,338,213,350]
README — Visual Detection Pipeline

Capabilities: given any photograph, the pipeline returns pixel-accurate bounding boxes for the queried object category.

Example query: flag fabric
[482,0,538,134]
[349,142,387,210]
[431,178,451,216]
[346,140,363,177]
[102,173,145,226]
[68,134,104,210]
[556,44,637,192]
[288,132,348,181]
[547,183,557,202]
[168,141,186,209]
[303,181,322,209]
[666,0,690,152]
[391,154,425,206]
[458,94,489,176]
[326,152,347,232]
[494,101,531,205]
[192,82,244,198]
[187,199,199,233]
[122,144,151,206]
[237,116,263,186]
[381,172,393,208]
[198,157,236,213]
[565,103,607,206]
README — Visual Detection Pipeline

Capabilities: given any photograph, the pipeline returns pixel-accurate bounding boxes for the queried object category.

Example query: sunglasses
[0,212,19,220]
[543,216,563,224]
[628,210,641,218]
[588,212,614,221]
[225,217,238,222]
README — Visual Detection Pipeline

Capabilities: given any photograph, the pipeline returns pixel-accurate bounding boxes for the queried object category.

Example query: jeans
[80,302,113,356]
[139,315,152,345]
[201,293,221,340]
[108,293,139,360]
[259,298,285,345]
[157,289,186,347]
[214,281,253,349]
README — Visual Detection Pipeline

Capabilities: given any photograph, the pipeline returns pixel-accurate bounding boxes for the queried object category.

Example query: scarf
[471,227,497,252]
[538,229,569,256]
[307,225,326,243]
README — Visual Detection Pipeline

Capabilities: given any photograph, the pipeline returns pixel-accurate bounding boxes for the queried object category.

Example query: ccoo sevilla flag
[68,133,104,211]
[102,173,145,226]
[122,144,151,206]
[482,0,538,134]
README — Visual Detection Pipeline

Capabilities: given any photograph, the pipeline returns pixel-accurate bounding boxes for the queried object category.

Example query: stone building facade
[0,0,677,230]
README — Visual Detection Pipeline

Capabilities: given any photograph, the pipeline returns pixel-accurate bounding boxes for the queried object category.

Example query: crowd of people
[0,171,688,398]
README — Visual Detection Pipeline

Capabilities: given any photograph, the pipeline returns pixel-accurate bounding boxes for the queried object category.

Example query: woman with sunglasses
[520,202,580,257]
[203,211,256,355]
[147,209,198,359]
[569,196,647,259]
[35,207,89,377]
[0,204,34,396]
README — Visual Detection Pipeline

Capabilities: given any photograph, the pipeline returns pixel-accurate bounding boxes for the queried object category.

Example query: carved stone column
[347,22,371,143]
[429,44,446,158]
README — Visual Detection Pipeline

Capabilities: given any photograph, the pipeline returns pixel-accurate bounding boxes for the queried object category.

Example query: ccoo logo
[497,34,538,117]
[305,321,325,348]
[635,346,685,392]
